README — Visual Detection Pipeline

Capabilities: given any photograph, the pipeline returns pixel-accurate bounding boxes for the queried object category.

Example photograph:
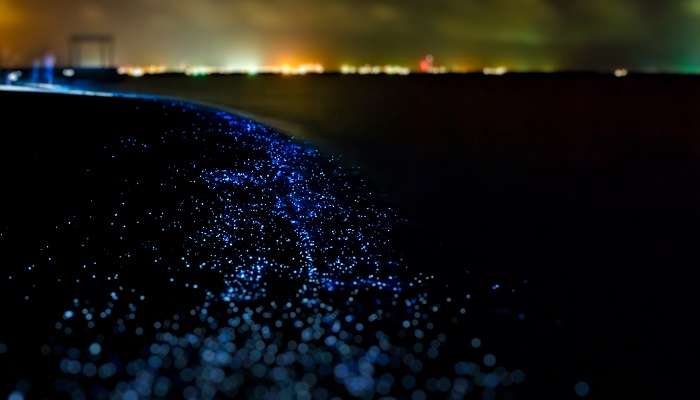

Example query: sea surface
[2,74,698,398]
[92,73,700,398]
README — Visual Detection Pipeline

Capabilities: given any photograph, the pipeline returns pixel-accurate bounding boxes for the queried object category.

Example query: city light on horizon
[112,60,637,78]
[3,53,640,83]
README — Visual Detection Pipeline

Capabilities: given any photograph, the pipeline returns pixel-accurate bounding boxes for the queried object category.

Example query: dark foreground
[92,73,700,398]
[1,73,697,399]
[1,90,529,400]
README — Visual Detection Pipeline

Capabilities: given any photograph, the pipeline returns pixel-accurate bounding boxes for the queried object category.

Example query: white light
[117,66,145,77]
[114,63,327,77]
[130,67,144,77]
[62,69,75,77]
[185,66,212,76]
[340,65,358,74]
[427,66,447,74]
[614,68,628,78]
[383,65,410,75]
[483,67,508,76]
[7,71,21,82]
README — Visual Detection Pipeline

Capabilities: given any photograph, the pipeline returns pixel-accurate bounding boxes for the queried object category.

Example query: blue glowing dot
[88,343,102,356]
[0,96,528,399]
[483,353,497,367]
[7,392,23,400]
[511,369,526,384]
[122,390,139,400]
[574,381,591,397]
[411,389,427,400]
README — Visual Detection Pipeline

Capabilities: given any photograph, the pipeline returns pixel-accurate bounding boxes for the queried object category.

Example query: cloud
[0,0,23,27]
[0,0,699,69]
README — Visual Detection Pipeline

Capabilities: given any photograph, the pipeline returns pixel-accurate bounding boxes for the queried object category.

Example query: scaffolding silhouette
[68,34,115,68]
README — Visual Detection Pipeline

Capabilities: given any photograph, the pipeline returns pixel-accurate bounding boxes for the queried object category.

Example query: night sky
[1,0,699,71]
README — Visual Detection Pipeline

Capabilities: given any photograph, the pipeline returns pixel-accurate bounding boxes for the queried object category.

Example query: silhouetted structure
[68,34,115,68]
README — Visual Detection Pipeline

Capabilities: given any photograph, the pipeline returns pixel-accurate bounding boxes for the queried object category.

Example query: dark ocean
[2,73,697,398]
[95,73,700,397]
